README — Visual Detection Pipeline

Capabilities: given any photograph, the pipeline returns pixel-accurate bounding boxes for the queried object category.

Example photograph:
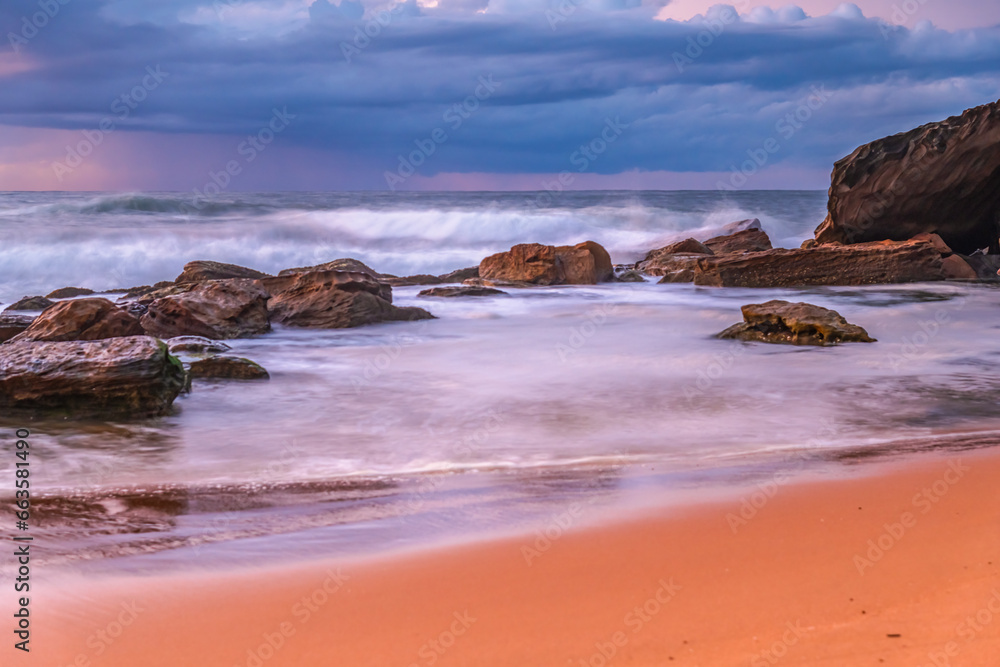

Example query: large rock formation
[718,300,876,346]
[479,241,613,285]
[8,298,144,343]
[175,260,271,283]
[0,336,186,417]
[814,99,1000,253]
[692,238,946,287]
[140,279,271,339]
[263,270,433,329]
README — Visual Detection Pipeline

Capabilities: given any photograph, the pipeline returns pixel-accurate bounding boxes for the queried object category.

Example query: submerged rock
[264,270,433,328]
[692,238,946,287]
[704,228,773,254]
[418,286,507,297]
[614,270,646,283]
[5,296,54,311]
[165,336,232,355]
[479,241,613,285]
[814,99,1000,253]
[175,260,271,283]
[718,300,876,346]
[0,336,186,418]
[188,356,269,380]
[46,287,95,299]
[8,298,144,343]
[140,279,271,339]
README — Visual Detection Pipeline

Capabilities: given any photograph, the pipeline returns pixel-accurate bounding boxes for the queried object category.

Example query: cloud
[1,0,998,189]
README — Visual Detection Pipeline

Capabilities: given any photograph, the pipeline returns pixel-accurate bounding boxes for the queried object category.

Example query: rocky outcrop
[5,296,53,311]
[636,239,713,277]
[704,229,773,254]
[8,298,144,343]
[189,356,269,380]
[479,241,613,285]
[692,239,946,287]
[813,99,1000,254]
[140,279,270,339]
[0,314,34,343]
[718,300,876,346]
[175,261,271,283]
[264,270,433,329]
[0,336,186,417]
[438,267,479,283]
[719,218,762,235]
[418,286,507,297]
[46,287,95,298]
[615,270,646,283]
[279,258,380,278]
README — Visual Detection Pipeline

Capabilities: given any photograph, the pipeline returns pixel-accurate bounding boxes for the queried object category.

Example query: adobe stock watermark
[886,298,967,372]
[672,5,739,72]
[520,501,590,566]
[531,116,629,208]
[7,0,71,54]
[55,600,144,667]
[750,621,808,667]
[725,418,839,534]
[682,341,747,403]
[187,107,296,208]
[853,459,968,575]
[576,579,682,667]
[716,85,835,191]
[384,75,500,190]
[341,3,407,62]
[556,301,620,363]
[405,611,476,667]
[50,65,169,181]
[232,568,350,667]
[877,0,931,38]
[919,588,1000,667]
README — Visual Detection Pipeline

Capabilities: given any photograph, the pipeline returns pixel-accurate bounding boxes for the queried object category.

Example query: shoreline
[18,445,1000,666]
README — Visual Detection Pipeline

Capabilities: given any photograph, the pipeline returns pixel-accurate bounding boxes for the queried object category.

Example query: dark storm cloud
[2,0,999,178]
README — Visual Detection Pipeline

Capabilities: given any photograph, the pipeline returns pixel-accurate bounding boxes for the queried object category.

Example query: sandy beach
[20,447,1000,667]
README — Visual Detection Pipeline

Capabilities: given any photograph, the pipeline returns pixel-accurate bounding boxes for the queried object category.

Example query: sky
[0,0,998,191]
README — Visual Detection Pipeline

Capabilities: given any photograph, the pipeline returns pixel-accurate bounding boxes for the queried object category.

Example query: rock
[279,258,381,278]
[4,296,54,311]
[718,300,876,346]
[720,218,762,235]
[652,238,714,256]
[911,233,953,255]
[175,261,271,283]
[638,254,706,281]
[263,270,434,329]
[438,267,479,283]
[8,298,145,343]
[0,336,186,418]
[165,336,232,355]
[962,254,1000,282]
[115,281,175,299]
[418,286,507,297]
[384,275,443,287]
[188,356,269,380]
[615,270,646,283]
[813,99,1000,253]
[692,239,946,287]
[479,241,613,285]
[941,254,980,281]
[463,277,538,289]
[703,229,773,254]
[46,287,95,299]
[140,279,271,339]
[0,314,34,343]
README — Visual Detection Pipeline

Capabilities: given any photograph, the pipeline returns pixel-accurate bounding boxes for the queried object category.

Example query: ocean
[2,190,999,570]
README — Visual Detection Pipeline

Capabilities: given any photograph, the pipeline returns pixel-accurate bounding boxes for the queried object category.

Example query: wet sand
[20,448,1000,667]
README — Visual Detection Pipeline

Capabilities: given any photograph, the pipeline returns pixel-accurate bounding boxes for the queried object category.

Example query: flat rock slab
[418,286,507,297]
[189,356,269,380]
[718,300,876,346]
[0,336,186,418]
[693,239,945,287]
